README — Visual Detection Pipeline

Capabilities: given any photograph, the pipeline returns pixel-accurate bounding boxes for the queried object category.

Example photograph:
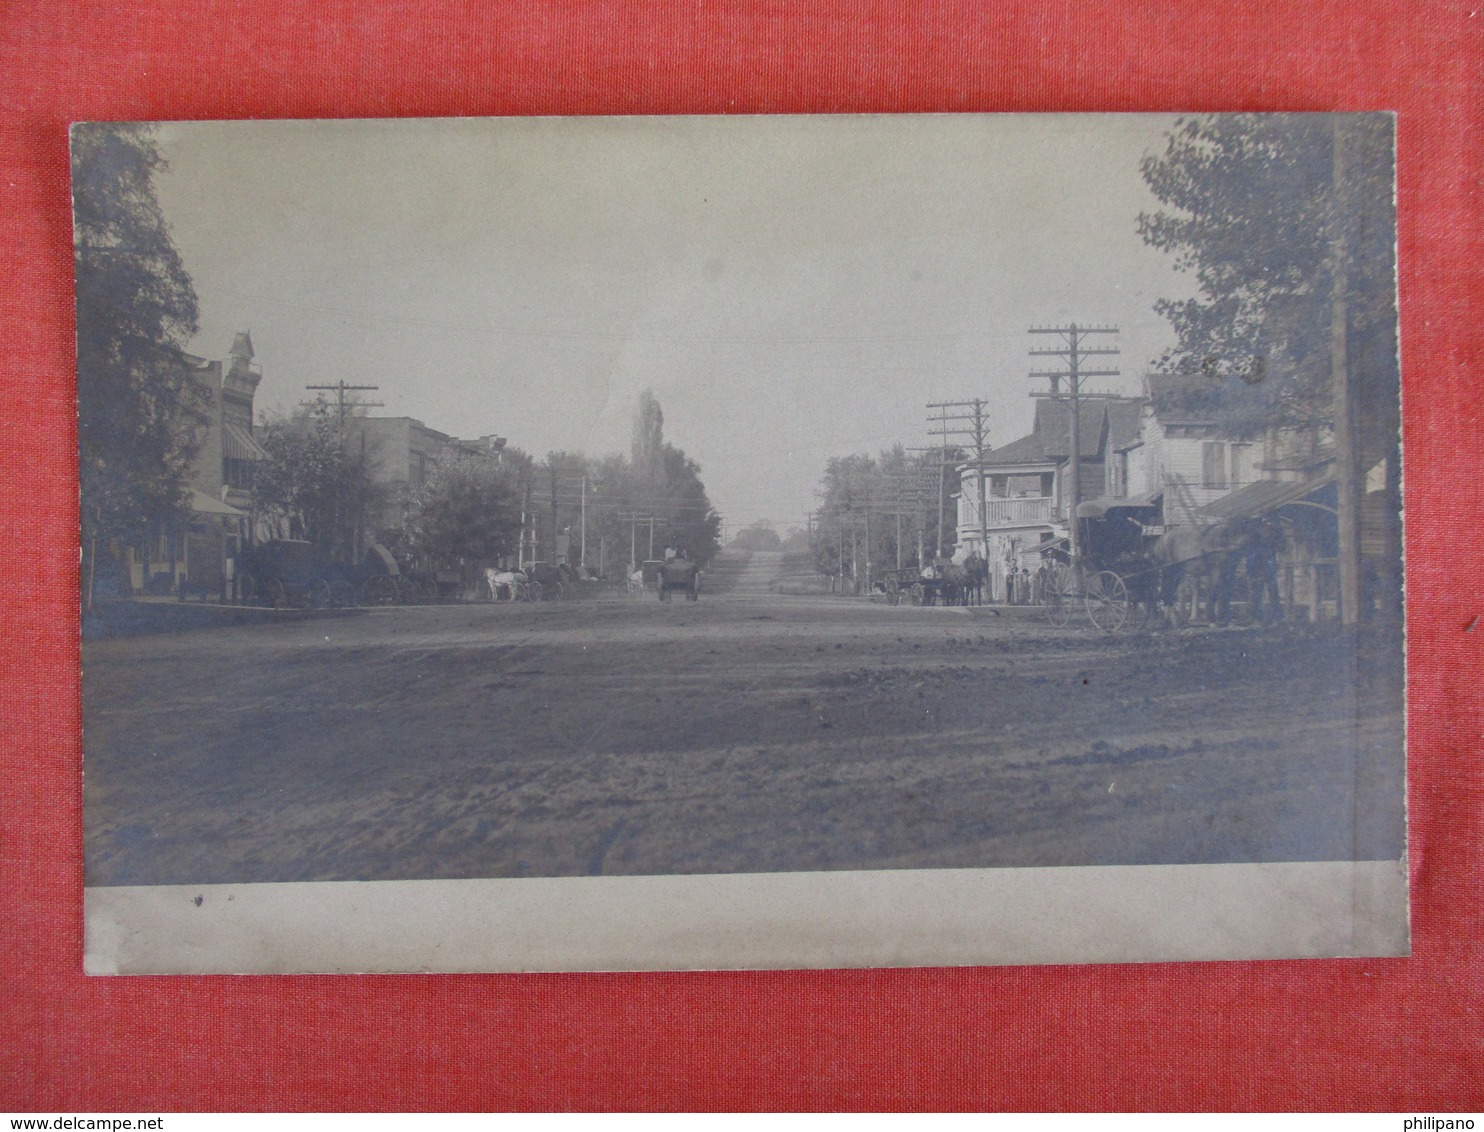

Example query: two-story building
[122,332,266,598]
[953,395,1141,599]
[344,415,508,549]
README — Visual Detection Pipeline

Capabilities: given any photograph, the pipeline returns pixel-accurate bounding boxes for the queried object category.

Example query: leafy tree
[584,395,721,570]
[252,401,385,561]
[809,445,948,583]
[1138,113,1400,465]
[400,448,523,570]
[73,122,206,602]
[630,389,665,483]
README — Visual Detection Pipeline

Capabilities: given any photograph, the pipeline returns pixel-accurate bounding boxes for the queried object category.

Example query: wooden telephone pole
[928,399,993,563]
[1028,325,1120,565]
[302,381,384,433]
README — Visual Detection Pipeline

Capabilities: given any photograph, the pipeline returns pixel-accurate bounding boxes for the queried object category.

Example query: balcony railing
[976,496,1055,527]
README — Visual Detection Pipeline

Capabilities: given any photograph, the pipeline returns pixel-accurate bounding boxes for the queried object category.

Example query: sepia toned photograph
[74,114,1407,973]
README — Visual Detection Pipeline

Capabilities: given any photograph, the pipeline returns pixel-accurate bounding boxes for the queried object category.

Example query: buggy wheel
[527,581,543,603]
[313,579,334,609]
[395,577,418,605]
[1044,568,1072,628]
[1085,571,1130,632]
[329,579,356,608]
[267,579,288,609]
[238,573,259,606]
[361,575,399,607]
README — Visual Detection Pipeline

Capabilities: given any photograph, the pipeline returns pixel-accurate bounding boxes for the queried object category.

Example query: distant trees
[578,391,721,570]
[400,448,523,570]
[808,445,952,588]
[730,522,782,552]
[73,123,207,604]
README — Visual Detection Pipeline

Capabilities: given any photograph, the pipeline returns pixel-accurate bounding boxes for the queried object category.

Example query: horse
[961,554,988,606]
[1153,519,1266,625]
[484,567,527,601]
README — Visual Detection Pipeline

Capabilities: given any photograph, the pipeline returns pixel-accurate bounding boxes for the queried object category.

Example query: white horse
[484,567,527,601]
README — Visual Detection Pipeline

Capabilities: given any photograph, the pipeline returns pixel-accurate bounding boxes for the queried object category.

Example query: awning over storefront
[222,422,269,462]
[1075,490,1162,520]
[1199,476,1333,521]
[190,488,247,517]
[1022,536,1069,559]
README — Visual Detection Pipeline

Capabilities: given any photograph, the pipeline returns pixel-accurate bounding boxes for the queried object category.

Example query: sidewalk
[82,597,366,640]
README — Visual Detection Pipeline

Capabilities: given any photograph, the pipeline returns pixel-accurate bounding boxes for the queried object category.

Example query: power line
[928,399,994,562]
[1027,323,1120,564]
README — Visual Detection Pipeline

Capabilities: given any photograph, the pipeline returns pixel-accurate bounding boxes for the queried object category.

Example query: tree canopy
[808,444,949,579]
[1138,113,1400,465]
[252,401,385,561]
[400,449,523,570]
[73,122,206,567]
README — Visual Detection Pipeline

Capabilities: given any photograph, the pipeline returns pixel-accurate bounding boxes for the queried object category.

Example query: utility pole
[929,399,994,563]
[907,442,956,561]
[301,381,384,563]
[901,452,943,566]
[1028,324,1120,566]
[302,381,384,434]
[579,475,587,570]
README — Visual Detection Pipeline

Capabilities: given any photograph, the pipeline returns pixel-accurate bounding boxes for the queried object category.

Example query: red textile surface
[1,0,1479,1112]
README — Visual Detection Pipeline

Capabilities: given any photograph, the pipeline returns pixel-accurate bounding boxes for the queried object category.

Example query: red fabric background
[1,0,1479,1111]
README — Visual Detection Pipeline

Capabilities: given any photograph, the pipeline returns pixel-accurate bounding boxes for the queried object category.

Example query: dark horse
[1154,518,1274,625]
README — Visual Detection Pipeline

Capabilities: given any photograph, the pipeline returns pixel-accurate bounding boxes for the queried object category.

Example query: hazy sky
[153,114,1197,532]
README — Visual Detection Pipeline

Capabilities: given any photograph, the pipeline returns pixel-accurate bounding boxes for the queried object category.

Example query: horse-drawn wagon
[235,539,355,609]
[657,557,700,601]
[1042,497,1282,631]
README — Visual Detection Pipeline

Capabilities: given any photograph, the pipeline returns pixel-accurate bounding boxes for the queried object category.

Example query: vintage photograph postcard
[75,114,1407,973]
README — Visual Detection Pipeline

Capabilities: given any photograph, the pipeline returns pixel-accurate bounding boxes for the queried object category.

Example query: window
[1202,442,1228,489]
[1230,443,1254,488]
[224,457,255,490]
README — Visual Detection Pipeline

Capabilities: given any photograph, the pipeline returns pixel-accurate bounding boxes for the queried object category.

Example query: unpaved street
[83,551,1405,886]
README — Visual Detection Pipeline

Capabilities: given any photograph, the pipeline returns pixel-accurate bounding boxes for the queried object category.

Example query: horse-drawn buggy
[657,556,700,601]
[235,539,354,609]
[1042,498,1283,631]
[875,557,987,607]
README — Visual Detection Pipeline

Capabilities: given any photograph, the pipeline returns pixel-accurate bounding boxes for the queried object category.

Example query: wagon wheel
[906,582,925,607]
[238,573,259,606]
[313,579,335,609]
[546,581,564,601]
[1085,571,1131,632]
[328,579,356,608]
[361,574,399,607]
[267,578,288,609]
[1044,568,1073,628]
[527,581,544,603]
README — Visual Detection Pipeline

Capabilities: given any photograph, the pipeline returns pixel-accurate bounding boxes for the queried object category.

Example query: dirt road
[83,551,1405,886]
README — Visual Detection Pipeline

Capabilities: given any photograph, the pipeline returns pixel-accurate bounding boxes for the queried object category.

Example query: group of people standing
[959,551,1053,606]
